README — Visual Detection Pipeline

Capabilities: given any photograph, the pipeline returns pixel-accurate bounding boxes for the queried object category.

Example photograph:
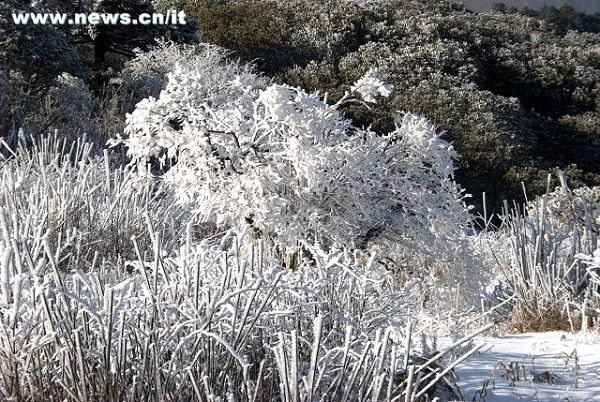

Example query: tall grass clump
[0,229,488,401]
[496,174,599,332]
[0,132,190,269]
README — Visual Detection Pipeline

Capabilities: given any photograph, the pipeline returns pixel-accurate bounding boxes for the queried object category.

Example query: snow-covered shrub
[117,51,472,258]
[42,73,94,128]
[12,73,106,143]
[287,0,367,60]
[351,68,394,103]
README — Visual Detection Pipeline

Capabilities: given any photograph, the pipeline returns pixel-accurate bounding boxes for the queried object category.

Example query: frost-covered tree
[116,45,472,256]
[50,0,193,66]
[0,0,89,140]
[0,1,86,84]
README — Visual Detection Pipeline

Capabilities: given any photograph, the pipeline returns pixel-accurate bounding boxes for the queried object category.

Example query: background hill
[452,0,600,13]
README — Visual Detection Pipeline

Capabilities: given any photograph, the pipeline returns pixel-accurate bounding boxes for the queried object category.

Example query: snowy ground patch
[456,331,600,401]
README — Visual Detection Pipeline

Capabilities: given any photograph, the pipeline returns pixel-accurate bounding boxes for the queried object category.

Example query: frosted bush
[17,72,100,141]
[350,67,394,103]
[118,48,472,256]
[45,73,95,123]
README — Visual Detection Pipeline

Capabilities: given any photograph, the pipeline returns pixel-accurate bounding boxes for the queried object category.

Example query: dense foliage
[494,3,600,34]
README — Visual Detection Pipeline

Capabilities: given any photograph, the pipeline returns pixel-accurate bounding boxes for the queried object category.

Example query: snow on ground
[456,331,600,401]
